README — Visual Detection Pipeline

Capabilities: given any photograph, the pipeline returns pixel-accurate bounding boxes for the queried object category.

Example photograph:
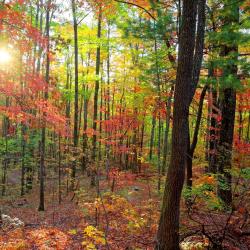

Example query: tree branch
[114,0,156,20]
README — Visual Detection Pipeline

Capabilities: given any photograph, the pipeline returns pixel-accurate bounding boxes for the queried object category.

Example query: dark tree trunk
[65,59,71,133]
[162,86,174,174]
[82,93,89,171]
[21,125,26,196]
[105,24,111,177]
[154,30,162,191]
[33,0,40,73]
[92,8,102,160]
[186,0,206,187]
[191,87,208,156]
[71,0,79,189]
[208,87,219,173]
[38,0,50,211]
[157,116,162,192]
[217,88,236,206]
[189,0,206,105]
[217,4,239,207]
[247,111,250,141]
[58,135,62,204]
[1,160,7,197]
[36,0,43,73]
[2,116,8,197]
[149,114,156,160]
[205,64,214,162]
[187,85,208,187]
[238,95,243,140]
[82,52,90,171]
[98,82,103,162]
[156,1,198,249]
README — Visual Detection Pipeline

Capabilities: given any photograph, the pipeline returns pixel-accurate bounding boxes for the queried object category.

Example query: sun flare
[0,49,11,65]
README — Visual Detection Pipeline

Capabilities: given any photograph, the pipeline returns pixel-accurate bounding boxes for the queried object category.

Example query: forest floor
[0,167,160,249]
[0,164,250,249]
[0,178,86,249]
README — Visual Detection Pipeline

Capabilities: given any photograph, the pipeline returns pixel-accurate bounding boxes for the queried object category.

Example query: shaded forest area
[0,0,249,249]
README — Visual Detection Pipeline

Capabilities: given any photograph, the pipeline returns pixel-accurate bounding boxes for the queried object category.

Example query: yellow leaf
[68,229,77,235]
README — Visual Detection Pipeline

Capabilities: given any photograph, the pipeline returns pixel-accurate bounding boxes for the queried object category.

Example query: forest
[0,0,249,249]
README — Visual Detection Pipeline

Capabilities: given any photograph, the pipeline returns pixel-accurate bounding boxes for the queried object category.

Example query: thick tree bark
[156,1,198,249]
[217,3,239,207]
[217,88,236,206]
[186,0,206,187]
[189,0,206,105]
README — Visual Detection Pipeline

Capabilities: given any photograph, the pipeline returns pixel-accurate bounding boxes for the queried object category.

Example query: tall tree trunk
[20,51,26,196]
[157,116,162,192]
[71,0,79,189]
[99,83,103,161]
[156,1,198,248]
[162,86,174,174]
[149,114,156,160]
[247,111,250,141]
[92,8,102,160]
[217,88,236,206]
[33,0,40,73]
[217,3,239,207]
[65,58,71,135]
[188,0,206,105]
[187,85,208,187]
[36,0,43,73]
[106,23,111,122]
[38,0,50,211]
[186,0,206,187]
[105,23,111,177]
[238,94,243,140]
[2,107,9,197]
[21,125,26,196]
[82,90,89,171]
[208,86,219,173]
[154,27,162,191]
[205,65,214,162]
[82,51,90,171]
[58,135,62,204]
